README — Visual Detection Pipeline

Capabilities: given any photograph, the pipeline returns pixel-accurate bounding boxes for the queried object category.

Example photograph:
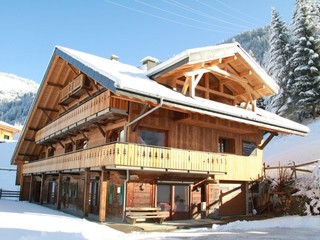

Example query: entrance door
[90,180,99,214]
[157,184,189,220]
[172,185,189,220]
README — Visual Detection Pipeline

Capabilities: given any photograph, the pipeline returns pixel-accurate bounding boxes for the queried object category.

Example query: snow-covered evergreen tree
[265,8,291,116]
[287,0,320,121]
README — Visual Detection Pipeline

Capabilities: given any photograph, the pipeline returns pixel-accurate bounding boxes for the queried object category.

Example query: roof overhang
[116,87,309,137]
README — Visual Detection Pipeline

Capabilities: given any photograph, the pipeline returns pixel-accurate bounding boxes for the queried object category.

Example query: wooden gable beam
[68,136,75,145]
[183,69,207,98]
[221,54,237,64]
[132,104,149,131]
[18,153,38,157]
[95,123,106,138]
[38,107,59,113]
[58,140,65,149]
[67,63,80,75]
[208,66,257,103]
[79,131,89,141]
[24,138,34,142]
[46,82,63,89]
[39,108,52,121]
[239,69,252,78]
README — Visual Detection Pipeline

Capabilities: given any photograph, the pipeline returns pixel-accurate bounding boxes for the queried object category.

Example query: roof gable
[147,43,279,104]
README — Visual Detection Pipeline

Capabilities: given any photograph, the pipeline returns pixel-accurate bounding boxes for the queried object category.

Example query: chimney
[110,54,119,61]
[140,56,159,70]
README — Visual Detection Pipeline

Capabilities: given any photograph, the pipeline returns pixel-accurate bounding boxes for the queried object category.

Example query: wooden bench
[125,207,166,224]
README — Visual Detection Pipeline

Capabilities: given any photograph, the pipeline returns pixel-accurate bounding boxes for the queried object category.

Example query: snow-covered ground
[0,199,320,240]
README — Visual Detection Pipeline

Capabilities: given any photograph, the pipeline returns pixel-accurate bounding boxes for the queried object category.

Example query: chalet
[0,121,20,143]
[11,43,309,222]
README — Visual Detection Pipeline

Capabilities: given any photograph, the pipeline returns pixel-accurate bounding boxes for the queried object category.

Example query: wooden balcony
[35,91,127,144]
[22,143,262,181]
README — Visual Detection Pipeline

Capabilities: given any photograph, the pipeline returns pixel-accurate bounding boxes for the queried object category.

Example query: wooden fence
[264,159,319,178]
[0,189,20,199]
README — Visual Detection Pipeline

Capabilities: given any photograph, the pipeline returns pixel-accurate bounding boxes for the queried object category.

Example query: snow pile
[293,161,320,215]
[211,215,320,231]
[0,200,124,240]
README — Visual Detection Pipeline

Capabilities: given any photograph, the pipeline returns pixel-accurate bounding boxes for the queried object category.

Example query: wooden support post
[205,183,209,217]
[19,175,24,201]
[39,173,45,205]
[57,172,63,210]
[83,168,91,218]
[259,132,278,150]
[29,174,34,202]
[98,167,109,222]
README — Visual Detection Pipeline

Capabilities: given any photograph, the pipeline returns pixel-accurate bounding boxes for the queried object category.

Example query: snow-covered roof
[0,121,21,133]
[55,46,309,136]
[147,42,279,94]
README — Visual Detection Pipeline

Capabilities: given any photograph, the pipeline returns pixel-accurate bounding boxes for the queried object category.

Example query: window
[65,142,73,153]
[157,185,171,211]
[108,184,114,205]
[174,185,189,212]
[39,151,46,159]
[138,128,167,147]
[4,135,10,140]
[218,137,235,154]
[48,148,55,157]
[242,141,257,156]
[76,139,87,150]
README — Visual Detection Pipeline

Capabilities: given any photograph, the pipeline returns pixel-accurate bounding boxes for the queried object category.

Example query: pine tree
[265,8,291,116]
[287,0,320,121]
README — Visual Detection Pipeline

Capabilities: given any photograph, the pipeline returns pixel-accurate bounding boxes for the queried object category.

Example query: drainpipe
[121,98,163,222]
[123,98,164,142]
[122,169,129,222]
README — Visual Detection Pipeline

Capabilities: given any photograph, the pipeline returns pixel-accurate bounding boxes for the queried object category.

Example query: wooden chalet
[0,121,20,143]
[11,43,309,222]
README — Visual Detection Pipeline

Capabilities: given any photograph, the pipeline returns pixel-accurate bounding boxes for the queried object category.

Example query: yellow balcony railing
[22,143,262,181]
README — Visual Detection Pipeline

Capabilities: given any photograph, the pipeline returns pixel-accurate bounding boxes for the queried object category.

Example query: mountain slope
[264,117,320,166]
[0,72,39,125]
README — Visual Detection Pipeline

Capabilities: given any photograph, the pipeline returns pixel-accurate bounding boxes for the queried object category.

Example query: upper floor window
[39,151,46,159]
[218,137,235,154]
[65,142,74,153]
[76,139,87,150]
[242,141,257,156]
[138,128,167,147]
[48,148,55,157]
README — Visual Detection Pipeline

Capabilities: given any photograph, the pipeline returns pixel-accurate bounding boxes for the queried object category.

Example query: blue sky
[0,0,295,84]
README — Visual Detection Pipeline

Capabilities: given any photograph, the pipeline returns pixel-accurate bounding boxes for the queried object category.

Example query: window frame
[138,127,168,147]
[218,137,236,154]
